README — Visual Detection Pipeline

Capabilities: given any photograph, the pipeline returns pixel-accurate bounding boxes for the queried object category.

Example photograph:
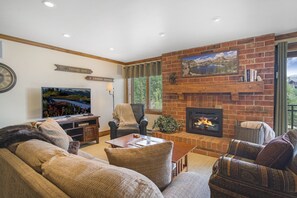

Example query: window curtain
[274,42,288,136]
[124,61,162,79]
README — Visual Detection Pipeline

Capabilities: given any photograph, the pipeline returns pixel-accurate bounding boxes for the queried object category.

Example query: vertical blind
[124,61,161,78]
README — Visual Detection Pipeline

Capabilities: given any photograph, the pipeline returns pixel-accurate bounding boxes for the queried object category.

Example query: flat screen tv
[42,87,91,118]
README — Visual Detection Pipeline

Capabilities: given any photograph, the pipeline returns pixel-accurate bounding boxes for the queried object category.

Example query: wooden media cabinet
[56,115,100,144]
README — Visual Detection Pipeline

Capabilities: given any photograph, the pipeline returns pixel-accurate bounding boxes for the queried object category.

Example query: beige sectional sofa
[0,139,204,198]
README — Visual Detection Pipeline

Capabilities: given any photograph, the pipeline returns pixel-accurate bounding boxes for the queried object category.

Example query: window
[149,75,162,110]
[125,61,162,113]
[128,75,162,112]
[133,77,146,106]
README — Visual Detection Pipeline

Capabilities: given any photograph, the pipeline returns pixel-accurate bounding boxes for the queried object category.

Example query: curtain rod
[124,60,161,67]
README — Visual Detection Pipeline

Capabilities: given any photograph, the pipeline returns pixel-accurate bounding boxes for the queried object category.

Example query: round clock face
[0,63,17,93]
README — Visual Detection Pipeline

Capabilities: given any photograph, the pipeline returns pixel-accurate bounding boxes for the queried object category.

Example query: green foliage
[153,115,181,133]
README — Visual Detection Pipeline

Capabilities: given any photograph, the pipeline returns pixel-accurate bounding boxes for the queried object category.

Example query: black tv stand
[56,115,100,144]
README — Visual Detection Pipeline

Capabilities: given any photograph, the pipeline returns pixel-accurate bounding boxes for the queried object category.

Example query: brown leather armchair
[108,104,148,139]
[209,134,297,198]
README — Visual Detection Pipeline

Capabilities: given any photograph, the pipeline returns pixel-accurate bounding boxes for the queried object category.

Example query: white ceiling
[0,0,297,63]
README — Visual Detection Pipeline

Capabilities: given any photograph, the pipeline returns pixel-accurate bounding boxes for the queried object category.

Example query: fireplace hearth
[186,107,223,137]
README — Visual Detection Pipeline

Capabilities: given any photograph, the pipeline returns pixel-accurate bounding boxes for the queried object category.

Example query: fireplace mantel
[163,81,264,101]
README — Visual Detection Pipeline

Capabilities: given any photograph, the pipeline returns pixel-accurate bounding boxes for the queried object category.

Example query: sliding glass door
[287,55,297,129]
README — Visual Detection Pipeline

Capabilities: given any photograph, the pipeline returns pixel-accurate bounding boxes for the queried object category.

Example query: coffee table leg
[185,154,188,172]
[174,154,189,176]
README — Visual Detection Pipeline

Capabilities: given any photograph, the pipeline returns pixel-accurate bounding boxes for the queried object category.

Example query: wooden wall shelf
[163,81,264,101]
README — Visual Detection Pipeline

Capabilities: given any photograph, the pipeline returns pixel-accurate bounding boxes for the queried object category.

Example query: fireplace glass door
[186,108,223,137]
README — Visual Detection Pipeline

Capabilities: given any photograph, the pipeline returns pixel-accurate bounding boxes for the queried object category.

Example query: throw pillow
[255,133,294,169]
[104,141,173,190]
[287,130,297,174]
[68,141,80,155]
[38,118,69,150]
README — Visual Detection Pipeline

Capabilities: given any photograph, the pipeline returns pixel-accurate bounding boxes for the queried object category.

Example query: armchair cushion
[105,141,173,190]
[255,134,294,169]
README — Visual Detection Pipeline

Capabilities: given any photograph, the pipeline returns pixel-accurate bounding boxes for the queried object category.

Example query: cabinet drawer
[84,126,97,141]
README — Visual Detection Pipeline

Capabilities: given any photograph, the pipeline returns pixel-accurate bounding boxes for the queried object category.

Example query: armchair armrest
[227,139,265,160]
[214,155,297,193]
[139,117,148,135]
[108,119,119,139]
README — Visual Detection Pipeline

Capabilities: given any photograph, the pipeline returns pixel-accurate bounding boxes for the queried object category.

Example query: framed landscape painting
[181,50,238,77]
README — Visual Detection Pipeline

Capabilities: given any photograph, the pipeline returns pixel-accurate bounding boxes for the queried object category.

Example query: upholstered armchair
[108,104,148,139]
[209,132,297,198]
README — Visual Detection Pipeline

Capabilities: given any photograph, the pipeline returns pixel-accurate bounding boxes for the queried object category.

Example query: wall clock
[0,63,17,93]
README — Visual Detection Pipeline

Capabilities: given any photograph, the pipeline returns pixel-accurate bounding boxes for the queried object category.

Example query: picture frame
[181,50,238,77]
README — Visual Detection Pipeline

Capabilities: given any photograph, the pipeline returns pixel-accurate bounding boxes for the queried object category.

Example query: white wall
[0,39,124,131]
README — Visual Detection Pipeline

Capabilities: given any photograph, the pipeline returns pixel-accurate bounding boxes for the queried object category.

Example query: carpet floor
[81,135,218,198]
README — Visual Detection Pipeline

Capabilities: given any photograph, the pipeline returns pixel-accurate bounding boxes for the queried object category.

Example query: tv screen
[42,87,91,118]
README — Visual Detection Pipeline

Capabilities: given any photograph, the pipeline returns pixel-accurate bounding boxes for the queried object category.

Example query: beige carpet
[81,135,218,197]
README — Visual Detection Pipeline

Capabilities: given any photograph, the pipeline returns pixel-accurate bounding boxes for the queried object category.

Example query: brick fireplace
[162,34,275,138]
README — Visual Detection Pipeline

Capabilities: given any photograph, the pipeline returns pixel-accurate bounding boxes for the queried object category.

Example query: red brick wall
[162,34,275,138]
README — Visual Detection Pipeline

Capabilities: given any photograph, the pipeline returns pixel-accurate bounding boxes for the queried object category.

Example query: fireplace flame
[194,117,214,128]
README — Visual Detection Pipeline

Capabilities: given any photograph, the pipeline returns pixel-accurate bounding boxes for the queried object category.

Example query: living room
[1,0,297,197]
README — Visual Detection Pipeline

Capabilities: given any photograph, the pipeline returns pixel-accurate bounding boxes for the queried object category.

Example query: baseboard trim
[99,130,110,137]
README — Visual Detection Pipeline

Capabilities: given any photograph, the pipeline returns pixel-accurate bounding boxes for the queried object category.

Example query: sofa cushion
[42,154,163,198]
[105,141,173,190]
[15,139,68,173]
[287,130,297,174]
[162,172,204,198]
[255,133,294,169]
[38,118,69,150]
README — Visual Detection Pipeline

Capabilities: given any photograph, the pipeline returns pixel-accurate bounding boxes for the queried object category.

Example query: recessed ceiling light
[159,32,165,37]
[42,0,55,8]
[212,17,221,22]
[63,34,71,38]
[109,47,114,51]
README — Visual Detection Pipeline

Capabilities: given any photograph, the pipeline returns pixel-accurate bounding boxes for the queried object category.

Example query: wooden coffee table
[105,134,196,176]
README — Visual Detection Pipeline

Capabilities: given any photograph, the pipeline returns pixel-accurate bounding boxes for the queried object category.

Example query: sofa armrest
[227,139,265,160]
[162,172,205,198]
[139,117,148,135]
[214,155,297,193]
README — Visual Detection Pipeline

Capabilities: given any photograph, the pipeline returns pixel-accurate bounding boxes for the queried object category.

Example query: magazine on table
[127,137,162,147]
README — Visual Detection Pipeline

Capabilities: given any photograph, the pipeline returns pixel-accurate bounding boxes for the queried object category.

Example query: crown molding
[275,31,297,41]
[0,34,125,65]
